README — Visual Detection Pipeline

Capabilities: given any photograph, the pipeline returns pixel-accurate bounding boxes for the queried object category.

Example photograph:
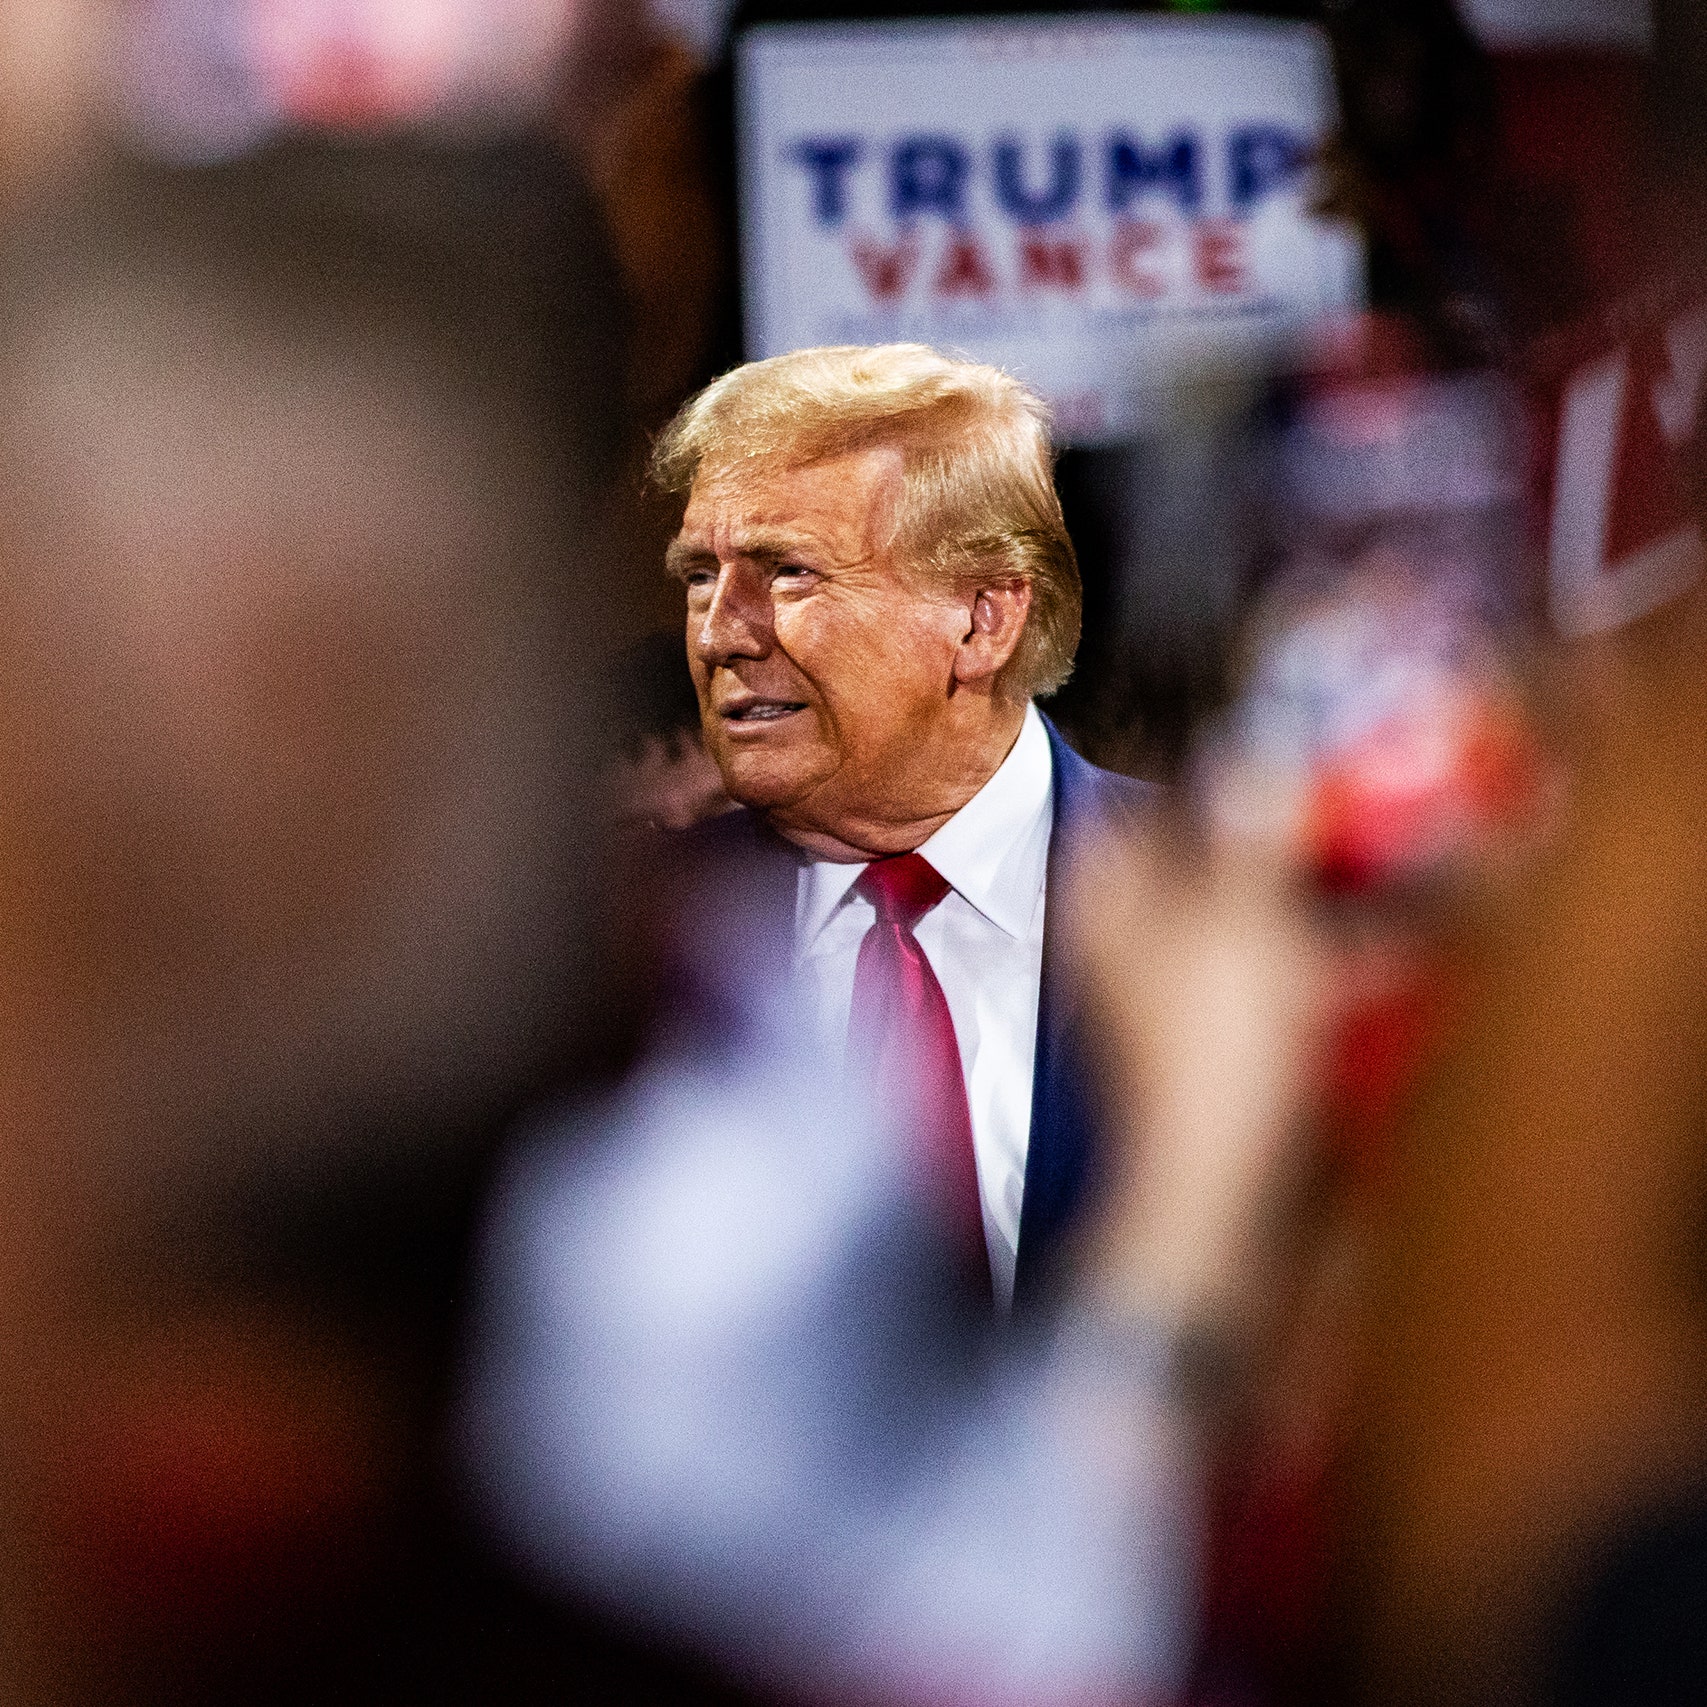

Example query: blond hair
[651,344,1081,700]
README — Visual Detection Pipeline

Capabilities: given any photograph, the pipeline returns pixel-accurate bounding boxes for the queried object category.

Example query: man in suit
[653,341,1149,1308]
[465,359,1334,1707]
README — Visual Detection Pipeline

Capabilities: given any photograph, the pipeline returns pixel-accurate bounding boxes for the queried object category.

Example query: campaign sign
[737,16,1363,444]
[1531,277,1707,637]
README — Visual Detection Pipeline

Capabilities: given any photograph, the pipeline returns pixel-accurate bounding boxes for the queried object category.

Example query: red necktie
[850,854,985,1274]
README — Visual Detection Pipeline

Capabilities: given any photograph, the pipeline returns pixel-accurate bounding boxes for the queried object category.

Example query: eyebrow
[664,528,822,581]
[663,538,715,582]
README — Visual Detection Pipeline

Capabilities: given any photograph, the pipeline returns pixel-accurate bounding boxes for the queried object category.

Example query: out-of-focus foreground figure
[0,0,111,190]
[0,141,613,1704]
[1346,4,1707,1702]
[1348,525,1707,1707]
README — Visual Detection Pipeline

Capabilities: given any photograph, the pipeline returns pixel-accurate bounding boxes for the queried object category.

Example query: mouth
[718,698,808,727]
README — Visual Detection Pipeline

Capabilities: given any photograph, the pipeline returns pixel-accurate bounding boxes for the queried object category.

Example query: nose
[690,562,773,671]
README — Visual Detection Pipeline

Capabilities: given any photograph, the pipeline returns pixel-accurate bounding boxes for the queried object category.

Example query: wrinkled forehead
[678,441,908,555]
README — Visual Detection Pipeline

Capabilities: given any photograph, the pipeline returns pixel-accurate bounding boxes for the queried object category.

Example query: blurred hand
[1064,807,1335,1363]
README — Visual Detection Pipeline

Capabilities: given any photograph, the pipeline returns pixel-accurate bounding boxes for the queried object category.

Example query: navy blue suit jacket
[678,715,1153,1311]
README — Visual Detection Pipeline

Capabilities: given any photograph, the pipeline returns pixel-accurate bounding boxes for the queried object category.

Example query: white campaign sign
[1459,0,1650,50]
[737,15,1362,444]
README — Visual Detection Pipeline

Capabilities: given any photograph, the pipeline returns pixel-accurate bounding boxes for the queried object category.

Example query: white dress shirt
[794,703,1054,1306]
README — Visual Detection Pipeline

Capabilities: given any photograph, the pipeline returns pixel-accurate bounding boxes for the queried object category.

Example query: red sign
[1531,276,1707,636]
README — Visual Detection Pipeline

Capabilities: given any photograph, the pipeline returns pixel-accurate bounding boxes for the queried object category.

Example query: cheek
[768,603,839,715]
[783,594,938,699]
[807,600,957,727]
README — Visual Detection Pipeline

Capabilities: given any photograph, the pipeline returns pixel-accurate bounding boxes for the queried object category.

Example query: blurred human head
[653,345,1080,858]
[601,630,731,832]
[0,0,112,189]
[656,344,1080,701]
[0,141,610,1195]
[0,139,634,1702]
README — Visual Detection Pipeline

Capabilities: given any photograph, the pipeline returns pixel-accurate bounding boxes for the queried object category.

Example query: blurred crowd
[3,3,1707,1706]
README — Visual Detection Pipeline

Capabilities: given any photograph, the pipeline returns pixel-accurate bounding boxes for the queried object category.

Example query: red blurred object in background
[33,1311,396,1664]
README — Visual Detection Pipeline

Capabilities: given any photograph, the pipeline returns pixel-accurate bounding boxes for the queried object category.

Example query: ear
[952,580,1033,688]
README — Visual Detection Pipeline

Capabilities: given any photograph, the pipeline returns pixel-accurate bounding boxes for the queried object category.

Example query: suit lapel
[1014,718,1151,1312]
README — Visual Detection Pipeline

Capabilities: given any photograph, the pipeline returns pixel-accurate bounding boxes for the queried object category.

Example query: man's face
[671,444,977,852]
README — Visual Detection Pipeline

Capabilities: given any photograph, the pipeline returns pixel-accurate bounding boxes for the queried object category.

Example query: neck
[771,698,1030,863]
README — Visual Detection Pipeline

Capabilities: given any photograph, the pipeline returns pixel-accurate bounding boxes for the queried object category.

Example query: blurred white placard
[1459,0,1651,49]
[737,16,1362,445]
[652,0,738,60]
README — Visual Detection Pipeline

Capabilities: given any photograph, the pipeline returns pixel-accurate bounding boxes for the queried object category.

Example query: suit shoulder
[1075,765,1159,844]
[1045,721,1161,833]
[1083,760,1156,809]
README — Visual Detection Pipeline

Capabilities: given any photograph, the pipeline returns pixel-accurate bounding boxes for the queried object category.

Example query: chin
[710,741,827,815]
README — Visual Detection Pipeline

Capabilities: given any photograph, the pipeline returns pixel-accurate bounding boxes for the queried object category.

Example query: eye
[683,567,716,590]
[773,562,816,584]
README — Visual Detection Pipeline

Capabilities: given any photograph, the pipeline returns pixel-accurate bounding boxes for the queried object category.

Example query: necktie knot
[856,852,950,930]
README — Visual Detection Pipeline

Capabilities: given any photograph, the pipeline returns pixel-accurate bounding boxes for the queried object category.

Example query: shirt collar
[795,703,1055,948]
[795,855,864,949]
[918,701,1053,938]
